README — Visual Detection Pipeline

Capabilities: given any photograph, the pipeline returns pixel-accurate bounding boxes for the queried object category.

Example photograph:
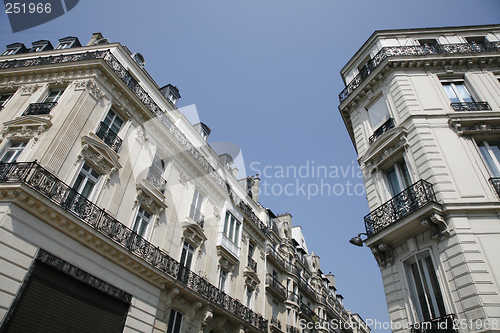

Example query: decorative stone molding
[162,287,180,319]
[74,79,105,99]
[181,220,207,249]
[213,205,220,218]
[370,242,394,268]
[80,134,121,176]
[244,269,260,290]
[0,115,52,145]
[20,84,39,95]
[179,170,189,184]
[184,301,203,333]
[133,187,167,216]
[421,213,450,241]
[0,81,17,90]
[218,256,236,273]
[201,306,214,327]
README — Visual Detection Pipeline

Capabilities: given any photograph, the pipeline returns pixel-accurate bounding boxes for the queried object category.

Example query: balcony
[490,178,500,198]
[248,256,257,272]
[266,274,287,299]
[364,180,437,237]
[368,118,395,145]
[95,121,123,153]
[410,314,457,333]
[0,161,267,331]
[450,102,491,112]
[284,262,300,277]
[298,276,317,299]
[217,233,240,260]
[339,41,500,103]
[189,204,205,228]
[299,302,317,320]
[22,102,57,116]
[270,316,282,330]
[266,245,286,269]
[146,166,167,195]
[286,325,299,333]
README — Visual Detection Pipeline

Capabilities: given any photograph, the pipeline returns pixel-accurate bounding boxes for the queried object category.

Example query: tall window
[246,287,254,309]
[0,142,27,163]
[441,81,474,104]
[218,270,228,292]
[180,241,195,269]
[44,88,65,103]
[223,211,241,245]
[166,309,183,333]
[477,141,500,177]
[73,163,100,199]
[0,92,14,109]
[103,109,124,134]
[367,96,391,131]
[190,189,203,222]
[385,159,411,196]
[405,252,446,321]
[132,207,151,238]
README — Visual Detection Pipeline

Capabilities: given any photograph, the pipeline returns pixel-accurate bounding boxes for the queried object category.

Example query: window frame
[440,79,475,104]
[218,269,228,292]
[384,159,412,197]
[223,211,241,246]
[180,241,195,269]
[132,206,152,238]
[404,251,447,322]
[102,108,125,135]
[0,141,28,163]
[0,91,15,109]
[43,88,65,103]
[166,309,183,333]
[476,140,500,178]
[72,163,101,200]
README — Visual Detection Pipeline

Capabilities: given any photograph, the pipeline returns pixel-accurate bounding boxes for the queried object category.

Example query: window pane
[424,256,446,317]
[234,221,240,245]
[442,84,460,103]
[228,216,235,240]
[224,212,230,235]
[478,142,500,177]
[367,97,391,130]
[398,160,412,189]
[410,262,432,321]
[454,84,473,103]
[386,167,401,196]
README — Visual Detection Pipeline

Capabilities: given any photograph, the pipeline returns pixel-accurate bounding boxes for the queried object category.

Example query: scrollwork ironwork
[22,102,57,116]
[364,179,437,236]
[95,121,123,153]
[450,102,491,112]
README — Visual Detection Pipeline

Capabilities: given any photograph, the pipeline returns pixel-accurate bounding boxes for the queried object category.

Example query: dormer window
[194,122,211,142]
[2,43,27,56]
[159,84,181,107]
[55,37,81,50]
[29,40,53,53]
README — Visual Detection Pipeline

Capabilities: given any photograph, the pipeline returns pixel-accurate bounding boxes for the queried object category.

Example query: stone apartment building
[0,33,369,333]
[339,24,500,332]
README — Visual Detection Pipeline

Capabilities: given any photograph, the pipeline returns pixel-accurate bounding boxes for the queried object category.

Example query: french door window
[441,81,474,104]
[219,270,228,291]
[44,89,65,103]
[477,141,500,177]
[0,142,27,163]
[0,92,14,109]
[405,252,446,321]
[132,207,151,238]
[385,159,412,197]
[73,163,100,199]
[103,109,124,134]
[180,241,195,269]
[223,211,241,246]
[166,309,183,333]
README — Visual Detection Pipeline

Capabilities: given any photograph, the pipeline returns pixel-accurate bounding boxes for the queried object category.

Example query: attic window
[55,37,81,50]
[2,43,27,56]
[418,39,438,48]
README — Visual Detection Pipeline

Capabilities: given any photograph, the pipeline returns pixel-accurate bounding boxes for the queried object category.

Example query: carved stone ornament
[162,287,180,320]
[0,115,52,145]
[179,170,189,184]
[74,79,105,99]
[213,205,220,218]
[20,84,39,95]
[134,187,167,216]
[370,242,394,268]
[80,134,122,175]
[201,306,214,327]
[218,257,236,273]
[181,224,206,249]
[0,81,17,90]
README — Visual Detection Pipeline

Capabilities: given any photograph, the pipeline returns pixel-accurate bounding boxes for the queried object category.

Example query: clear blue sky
[1,0,499,331]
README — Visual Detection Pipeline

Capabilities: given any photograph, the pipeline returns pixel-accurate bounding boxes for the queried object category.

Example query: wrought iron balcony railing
[266,244,286,268]
[146,166,167,194]
[22,102,57,116]
[489,178,500,198]
[450,102,492,112]
[270,316,282,330]
[0,161,267,332]
[287,291,299,303]
[298,276,316,299]
[339,41,500,103]
[300,302,317,320]
[368,118,395,145]
[286,325,299,333]
[95,122,123,153]
[189,204,205,228]
[266,274,287,299]
[248,256,257,272]
[284,262,301,277]
[410,314,457,333]
[364,179,437,237]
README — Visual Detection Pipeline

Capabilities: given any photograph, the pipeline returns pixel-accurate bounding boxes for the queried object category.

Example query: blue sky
[1,0,499,331]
